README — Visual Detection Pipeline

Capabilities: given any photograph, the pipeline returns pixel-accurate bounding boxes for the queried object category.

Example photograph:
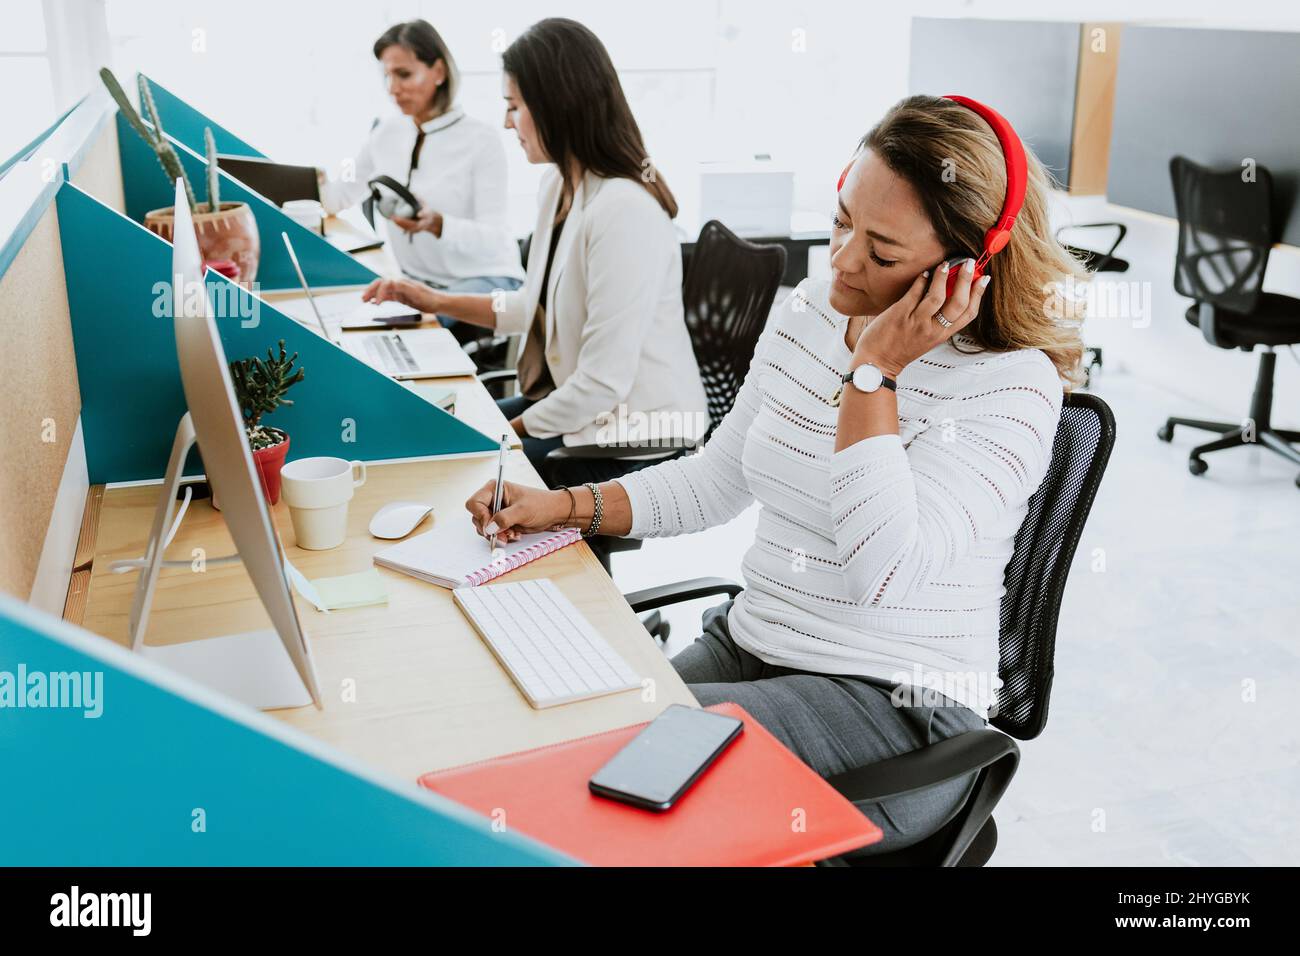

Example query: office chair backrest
[682,221,787,436]
[995,392,1115,740]
[1170,155,1274,315]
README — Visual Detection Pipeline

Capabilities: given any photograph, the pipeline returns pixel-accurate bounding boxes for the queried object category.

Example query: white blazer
[496,168,710,448]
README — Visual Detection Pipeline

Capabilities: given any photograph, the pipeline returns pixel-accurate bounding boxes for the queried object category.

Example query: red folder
[418,703,883,866]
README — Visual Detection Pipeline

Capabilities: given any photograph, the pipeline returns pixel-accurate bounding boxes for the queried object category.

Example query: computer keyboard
[454,578,642,709]
[362,334,418,374]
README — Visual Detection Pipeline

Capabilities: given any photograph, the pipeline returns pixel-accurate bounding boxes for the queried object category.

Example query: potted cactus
[223,340,305,507]
[99,68,261,283]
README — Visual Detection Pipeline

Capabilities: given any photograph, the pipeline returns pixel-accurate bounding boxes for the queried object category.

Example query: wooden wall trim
[1070,23,1123,196]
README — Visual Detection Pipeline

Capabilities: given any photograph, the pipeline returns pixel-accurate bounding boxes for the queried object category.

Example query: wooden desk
[77,452,696,781]
[73,216,693,783]
[261,217,522,449]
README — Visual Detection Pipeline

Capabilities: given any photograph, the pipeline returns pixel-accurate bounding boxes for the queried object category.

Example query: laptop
[219,154,383,254]
[280,230,419,333]
[280,233,476,380]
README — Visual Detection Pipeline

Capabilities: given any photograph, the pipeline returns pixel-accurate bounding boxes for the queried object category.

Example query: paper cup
[282,199,325,233]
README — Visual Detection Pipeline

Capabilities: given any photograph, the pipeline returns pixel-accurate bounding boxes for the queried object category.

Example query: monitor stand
[126,413,313,710]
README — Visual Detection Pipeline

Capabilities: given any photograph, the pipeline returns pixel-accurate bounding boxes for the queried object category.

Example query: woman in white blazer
[320,20,523,340]
[363,18,709,483]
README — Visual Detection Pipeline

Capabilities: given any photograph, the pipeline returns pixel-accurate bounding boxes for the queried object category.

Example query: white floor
[611,358,1300,866]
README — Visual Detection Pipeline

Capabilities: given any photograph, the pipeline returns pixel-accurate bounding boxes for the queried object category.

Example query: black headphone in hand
[367,175,421,220]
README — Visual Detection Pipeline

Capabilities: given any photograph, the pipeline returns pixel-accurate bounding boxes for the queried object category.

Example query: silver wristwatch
[841,362,897,394]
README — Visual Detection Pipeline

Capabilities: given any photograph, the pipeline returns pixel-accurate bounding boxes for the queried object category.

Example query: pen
[488,432,509,551]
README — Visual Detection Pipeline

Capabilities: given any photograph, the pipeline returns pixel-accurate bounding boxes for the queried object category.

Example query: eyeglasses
[379,62,432,91]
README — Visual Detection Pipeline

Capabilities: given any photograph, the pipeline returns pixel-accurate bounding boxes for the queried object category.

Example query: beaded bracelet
[582,482,603,538]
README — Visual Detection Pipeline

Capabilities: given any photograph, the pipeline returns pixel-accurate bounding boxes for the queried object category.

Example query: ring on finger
[934,311,953,329]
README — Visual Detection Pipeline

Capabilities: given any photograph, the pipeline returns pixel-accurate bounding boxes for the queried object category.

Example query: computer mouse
[369,501,434,540]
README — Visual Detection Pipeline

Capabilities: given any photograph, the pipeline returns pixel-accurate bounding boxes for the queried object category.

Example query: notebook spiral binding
[465,528,581,587]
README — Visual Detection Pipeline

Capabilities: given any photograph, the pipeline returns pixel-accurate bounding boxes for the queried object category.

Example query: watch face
[852,364,884,392]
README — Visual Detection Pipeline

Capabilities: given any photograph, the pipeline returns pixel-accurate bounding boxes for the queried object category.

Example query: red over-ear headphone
[837,95,1028,299]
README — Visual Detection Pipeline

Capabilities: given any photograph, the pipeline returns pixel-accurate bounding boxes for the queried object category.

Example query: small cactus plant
[204,127,220,212]
[229,340,305,450]
[99,68,225,214]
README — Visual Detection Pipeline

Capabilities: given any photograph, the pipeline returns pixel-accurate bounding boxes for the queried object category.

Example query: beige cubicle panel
[0,203,80,603]
[0,109,123,606]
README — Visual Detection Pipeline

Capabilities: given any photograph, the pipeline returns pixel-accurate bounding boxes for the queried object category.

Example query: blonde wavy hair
[862,95,1087,389]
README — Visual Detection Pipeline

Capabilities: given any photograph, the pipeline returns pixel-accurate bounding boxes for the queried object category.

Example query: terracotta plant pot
[212,432,289,510]
[145,201,261,285]
[252,432,290,505]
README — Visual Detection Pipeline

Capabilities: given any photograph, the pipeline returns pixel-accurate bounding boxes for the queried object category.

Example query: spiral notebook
[372,521,582,589]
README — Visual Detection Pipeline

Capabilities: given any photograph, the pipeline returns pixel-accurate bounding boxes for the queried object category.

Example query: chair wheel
[1189,458,1208,476]
[1156,423,1174,442]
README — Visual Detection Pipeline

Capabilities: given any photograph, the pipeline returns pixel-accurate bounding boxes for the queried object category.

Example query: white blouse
[319,107,525,287]
[616,278,1064,717]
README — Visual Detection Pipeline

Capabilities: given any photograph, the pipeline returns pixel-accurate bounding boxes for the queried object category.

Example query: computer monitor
[126,177,322,710]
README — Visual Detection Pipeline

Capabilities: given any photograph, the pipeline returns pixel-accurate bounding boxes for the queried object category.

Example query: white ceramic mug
[280,457,367,550]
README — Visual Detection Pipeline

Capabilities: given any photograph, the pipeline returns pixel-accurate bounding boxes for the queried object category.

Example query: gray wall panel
[1108,26,1300,245]
[909,18,1080,184]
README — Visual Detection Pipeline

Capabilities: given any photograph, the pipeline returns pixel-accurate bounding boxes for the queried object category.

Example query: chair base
[1157,349,1300,487]
[1158,419,1300,485]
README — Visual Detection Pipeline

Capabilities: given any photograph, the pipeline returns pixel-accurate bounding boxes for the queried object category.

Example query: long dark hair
[503,18,676,219]
[373,19,460,116]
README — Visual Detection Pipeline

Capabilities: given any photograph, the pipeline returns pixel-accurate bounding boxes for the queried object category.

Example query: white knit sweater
[616,278,1064,717]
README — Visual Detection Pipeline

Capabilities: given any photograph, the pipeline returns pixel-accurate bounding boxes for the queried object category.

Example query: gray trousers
[670,601,986,857]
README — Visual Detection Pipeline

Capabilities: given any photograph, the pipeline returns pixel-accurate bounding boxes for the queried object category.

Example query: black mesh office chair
[540,221,786,574]
[1156,156,1300,486]
[625,392,1115,865]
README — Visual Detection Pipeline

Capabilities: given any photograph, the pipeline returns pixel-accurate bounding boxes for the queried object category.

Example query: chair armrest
[826,728,1020,867]
[1056,220,1127,255]
[1056,221,1128,272]
[825,728,1018,804]
[462,334,510,358]
[624,577,743,612]
[546,439,700,461]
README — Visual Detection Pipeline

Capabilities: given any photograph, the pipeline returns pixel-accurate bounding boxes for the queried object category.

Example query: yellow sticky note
[311,569,389,611]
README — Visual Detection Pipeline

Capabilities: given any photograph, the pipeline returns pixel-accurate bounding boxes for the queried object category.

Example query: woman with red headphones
[466,94,1087,855]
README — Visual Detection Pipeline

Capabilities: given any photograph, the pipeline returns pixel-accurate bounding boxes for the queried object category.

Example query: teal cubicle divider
[0,594,570,865]
[55,182,496,485]
[141,75,266,158]
[117,112,377,290]
[0,96,85,180]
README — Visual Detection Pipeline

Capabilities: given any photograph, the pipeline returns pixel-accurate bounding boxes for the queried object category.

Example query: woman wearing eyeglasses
[462,95,1087,856]
[319,19,523,336]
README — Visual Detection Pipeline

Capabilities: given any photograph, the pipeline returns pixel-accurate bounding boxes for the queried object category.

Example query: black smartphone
[588,705,744,812]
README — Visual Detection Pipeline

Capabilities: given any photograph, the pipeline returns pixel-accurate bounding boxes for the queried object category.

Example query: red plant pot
[252,434,290,505]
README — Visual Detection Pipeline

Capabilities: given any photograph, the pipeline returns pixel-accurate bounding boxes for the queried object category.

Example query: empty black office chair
[1156,156,1300,485]
[1056,222,1130,383]
[543,220,786,575]
[625,392,1116,865]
